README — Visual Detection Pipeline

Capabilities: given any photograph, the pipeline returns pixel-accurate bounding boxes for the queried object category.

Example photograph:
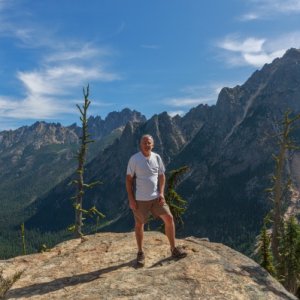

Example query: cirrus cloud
[240,0,300,21]
[0,1,121,124]
[217,32,300,67]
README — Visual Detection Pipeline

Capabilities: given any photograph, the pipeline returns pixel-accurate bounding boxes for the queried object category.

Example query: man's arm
[126,174,137,210]
[158,173,166,205]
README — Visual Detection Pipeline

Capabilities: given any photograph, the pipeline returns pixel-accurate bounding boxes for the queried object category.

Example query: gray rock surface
[0,232,297,299]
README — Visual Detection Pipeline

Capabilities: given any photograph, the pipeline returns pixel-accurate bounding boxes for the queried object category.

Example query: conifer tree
[20,223,26,255]
[69,85,105,238]
[148,166,188,231]
[261,110,300,296]
[165,166,189,225]
[268,111,300,266]
[257,218,275,276]
[280,216,300,294]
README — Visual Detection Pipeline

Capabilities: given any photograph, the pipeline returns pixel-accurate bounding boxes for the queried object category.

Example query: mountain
[1,232,296,300]
[0,122,78,215]
[25,49,300,256]
[0,49,300,254]
[87,108,146,139]
[170,48,300,250]
[25,107,209,233]
[0,109,146,258]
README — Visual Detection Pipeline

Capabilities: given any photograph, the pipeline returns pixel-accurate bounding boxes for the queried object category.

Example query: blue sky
[0,0,300,130]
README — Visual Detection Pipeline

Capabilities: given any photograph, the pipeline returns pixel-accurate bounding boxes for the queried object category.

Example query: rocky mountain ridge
[26,48,300,255]
[0,108,146,154]
[25,103,210,233]
[87,108,146,139]
[0,109,146,258]
[2,48,300,260]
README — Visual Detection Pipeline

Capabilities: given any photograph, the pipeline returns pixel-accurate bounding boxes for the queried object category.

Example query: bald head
[140,134,154,156]
[140,134,154,144]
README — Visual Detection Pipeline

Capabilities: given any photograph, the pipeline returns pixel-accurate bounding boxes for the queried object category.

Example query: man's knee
[135,221,144,230]
[162,213,174,225]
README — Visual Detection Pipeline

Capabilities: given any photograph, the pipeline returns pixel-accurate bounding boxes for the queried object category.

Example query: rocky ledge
[0,232,297,300]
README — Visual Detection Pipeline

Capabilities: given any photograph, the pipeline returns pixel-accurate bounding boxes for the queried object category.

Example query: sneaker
[171,246,187,259]
[136,251,145,266]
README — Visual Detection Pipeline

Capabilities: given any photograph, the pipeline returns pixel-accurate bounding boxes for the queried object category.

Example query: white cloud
[243,50,286,67]
[45,44,114,63]
[164,82,226,109]
[258,0,300,13]
[164,80,240,114]
[45,47,99,63]
[0,3,120,122]
[217,33,300,67]
[181,82,236,100]
[239,13,259,21]
[220,37,265,53]
[240,0,300,21]
[0,95,73,120]
[18,71,60,96]
[167,110,185,117]
[265,32,300,52]
[1,62,120,120]
[18,64,120,96]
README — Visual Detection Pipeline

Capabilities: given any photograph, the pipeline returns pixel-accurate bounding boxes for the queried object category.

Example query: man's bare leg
[135,221,145,266]
[160,213,187,258]
[135,221,144,252]
[160,214,176,250]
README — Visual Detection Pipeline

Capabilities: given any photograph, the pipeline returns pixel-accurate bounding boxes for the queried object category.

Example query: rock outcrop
[0,232,296,299]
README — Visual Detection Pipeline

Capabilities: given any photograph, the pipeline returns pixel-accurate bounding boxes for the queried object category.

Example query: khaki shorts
[132,198,172,224]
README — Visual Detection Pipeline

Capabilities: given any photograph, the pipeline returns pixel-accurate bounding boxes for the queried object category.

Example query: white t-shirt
[126,151,165,201]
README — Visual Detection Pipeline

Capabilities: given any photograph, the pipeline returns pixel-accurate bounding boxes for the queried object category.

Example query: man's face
[140,137,154,154]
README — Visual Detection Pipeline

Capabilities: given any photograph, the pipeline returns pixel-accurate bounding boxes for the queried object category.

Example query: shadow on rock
[6,259,136,299]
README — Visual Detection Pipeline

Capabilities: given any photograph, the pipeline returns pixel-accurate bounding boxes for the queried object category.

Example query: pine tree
[257,218,275,276]
[262,110,300,296]
[280,216,300,294]
[267,111,300,266]
[20,223,26,255]
[165,166,189,226]
[148,166,189,231]
[69,85,105,238]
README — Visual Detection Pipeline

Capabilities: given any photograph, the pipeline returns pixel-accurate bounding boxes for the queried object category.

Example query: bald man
[126,134,187,266]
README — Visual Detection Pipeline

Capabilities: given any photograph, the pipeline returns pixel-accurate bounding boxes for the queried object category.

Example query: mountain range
[2,48,300,258]
[0,108,145,257]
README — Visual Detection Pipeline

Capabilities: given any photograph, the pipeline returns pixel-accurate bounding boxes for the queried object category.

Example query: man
[126,134,187,266]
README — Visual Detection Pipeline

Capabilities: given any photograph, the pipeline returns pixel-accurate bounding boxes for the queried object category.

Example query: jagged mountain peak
[147,111,171,123]
[105,108,146,123]
[215,47,300,115]
[282,47,300,60]
[30,121,63,131]
[87,108,146,140]
[0,121,79,153]
[88,108,146,123]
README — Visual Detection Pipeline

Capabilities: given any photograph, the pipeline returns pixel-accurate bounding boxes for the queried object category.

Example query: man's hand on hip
[129,198,137,210]
[158,194,165,206]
